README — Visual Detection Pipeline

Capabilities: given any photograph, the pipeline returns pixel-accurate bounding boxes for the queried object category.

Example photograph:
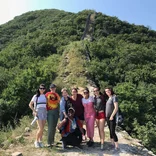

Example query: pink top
[82,96,95,118]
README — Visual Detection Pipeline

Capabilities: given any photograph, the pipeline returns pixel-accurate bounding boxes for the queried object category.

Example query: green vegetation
[0,9,156,153]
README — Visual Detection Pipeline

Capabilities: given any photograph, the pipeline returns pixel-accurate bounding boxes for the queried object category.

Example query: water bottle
[31,116,38,125]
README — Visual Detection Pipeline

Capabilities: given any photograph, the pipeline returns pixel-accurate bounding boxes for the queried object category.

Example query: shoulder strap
[34,96,38,110]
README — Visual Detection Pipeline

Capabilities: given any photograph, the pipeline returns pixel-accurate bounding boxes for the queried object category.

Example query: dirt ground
[0,124,155,156]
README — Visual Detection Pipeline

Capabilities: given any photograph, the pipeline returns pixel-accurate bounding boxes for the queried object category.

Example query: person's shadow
[56,141,154,156]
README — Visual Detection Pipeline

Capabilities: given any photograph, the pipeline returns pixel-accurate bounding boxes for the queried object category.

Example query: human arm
[29,100,37,116]
[76,119,85,135]
[57,118,67,130]
[60,97,68,118]
[110,96,118,120]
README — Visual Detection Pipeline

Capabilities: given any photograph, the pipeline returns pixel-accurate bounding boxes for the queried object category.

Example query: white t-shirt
[31,94,47,110]
[82,96,95,116]
[82,96,94,104]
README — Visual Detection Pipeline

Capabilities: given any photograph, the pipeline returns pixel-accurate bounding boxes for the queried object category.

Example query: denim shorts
[37,107,47,120]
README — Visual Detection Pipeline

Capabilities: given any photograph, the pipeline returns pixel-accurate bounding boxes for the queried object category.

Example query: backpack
[116,107,124,126]
[109,95,124,126]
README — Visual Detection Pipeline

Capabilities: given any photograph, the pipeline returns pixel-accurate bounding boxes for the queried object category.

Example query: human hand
[82,134,87,141]
[109,116,113,120]
[33,111,37,117]
[57,123,61,130]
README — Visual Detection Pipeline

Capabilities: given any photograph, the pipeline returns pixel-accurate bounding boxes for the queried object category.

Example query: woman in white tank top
[29,84,47,148]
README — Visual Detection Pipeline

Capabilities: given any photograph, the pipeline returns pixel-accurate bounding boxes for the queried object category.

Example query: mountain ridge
[0,9,156,154]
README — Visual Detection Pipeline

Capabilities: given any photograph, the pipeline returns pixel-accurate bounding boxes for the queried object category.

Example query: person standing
[70,88,84,123]
[60,88,73,121]
[82,88,95,147]
[93,87,106,150]
[29,84,47,148]
[105,87,119,152]
[45,84,60,147]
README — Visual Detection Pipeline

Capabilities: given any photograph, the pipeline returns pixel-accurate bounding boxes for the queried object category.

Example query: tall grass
[0,116,33,149]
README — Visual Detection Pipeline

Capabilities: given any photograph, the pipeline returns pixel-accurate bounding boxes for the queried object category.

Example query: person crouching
[57,107,85,149]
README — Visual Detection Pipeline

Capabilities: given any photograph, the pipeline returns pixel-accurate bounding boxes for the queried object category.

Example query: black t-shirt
[65,97,73,114]
[94,94,106,112]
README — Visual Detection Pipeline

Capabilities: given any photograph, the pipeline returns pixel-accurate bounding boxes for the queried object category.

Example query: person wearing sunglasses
[45,83,60,147]
[29,84,47,148]
[93,87,107,150]
[82,88,95,147]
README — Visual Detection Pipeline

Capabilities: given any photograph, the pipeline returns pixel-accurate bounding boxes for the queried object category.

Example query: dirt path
[1,125,155,156]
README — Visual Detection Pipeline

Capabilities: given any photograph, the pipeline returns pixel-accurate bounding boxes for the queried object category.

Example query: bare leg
[96,119,101,140]
[36,120,45,142]
[114,141,119,149]
[99,119,105,144]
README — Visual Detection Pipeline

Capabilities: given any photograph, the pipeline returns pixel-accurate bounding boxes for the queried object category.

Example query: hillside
[0,9,156,154]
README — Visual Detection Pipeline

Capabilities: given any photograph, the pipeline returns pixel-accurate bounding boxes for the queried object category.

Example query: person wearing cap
[45,83,60,146]
[60,88,73,121]
[57,107,85,149]
[82,88,95,147]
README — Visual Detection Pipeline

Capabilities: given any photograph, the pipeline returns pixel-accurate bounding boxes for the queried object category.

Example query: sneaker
[45,144,52,148]
[88,141,94,147]
[39,142,44,148]
[34,141,40,148]
[62,141,67,150]
[101,144,104,150]
[87,140,91,146]
[113,148,120,154]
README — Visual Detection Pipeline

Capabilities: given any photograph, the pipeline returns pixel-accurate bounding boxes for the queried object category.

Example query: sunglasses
[39,88,45,90]
[93,90,99,92]
[84,92,89,94]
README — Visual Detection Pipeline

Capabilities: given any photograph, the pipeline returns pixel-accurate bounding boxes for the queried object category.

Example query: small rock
[23,132,30,137]
[9,144,14,148]
[24,127,31,132]
[15,135,22,140]
[148,151,155,156]
[11,152,23,156]
[1,140,9,147]
[142,148,148,152]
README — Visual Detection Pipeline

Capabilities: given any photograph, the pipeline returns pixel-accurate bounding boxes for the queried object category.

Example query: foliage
[0,9,156,153]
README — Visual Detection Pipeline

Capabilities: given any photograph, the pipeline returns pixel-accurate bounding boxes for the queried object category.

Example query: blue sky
[0,0,156,30]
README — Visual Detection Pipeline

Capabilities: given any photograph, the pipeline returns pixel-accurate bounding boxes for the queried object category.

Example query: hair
[83,87,89,93]
[36,84,45,97]
[71,87,78,92]
[94,86,102,96]
[61,88,68,92]
[105,86,115,95]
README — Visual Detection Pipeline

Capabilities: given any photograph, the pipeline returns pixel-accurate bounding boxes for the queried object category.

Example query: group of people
[29,83,119,152]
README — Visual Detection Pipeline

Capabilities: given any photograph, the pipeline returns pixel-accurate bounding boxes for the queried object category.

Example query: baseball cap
[50,84,56,88]
[68,107,75,113]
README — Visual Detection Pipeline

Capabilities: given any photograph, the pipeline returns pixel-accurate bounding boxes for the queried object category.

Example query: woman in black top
[93,87,106,150]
